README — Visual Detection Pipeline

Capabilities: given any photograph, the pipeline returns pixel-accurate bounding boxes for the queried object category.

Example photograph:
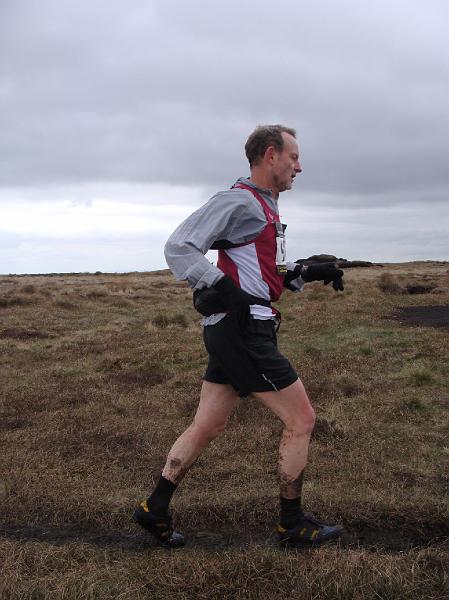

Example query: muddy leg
[254,379,315,498]
[162,381,240,483]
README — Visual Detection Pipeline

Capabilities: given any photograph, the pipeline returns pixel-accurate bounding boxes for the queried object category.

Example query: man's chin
[274,178,293,194]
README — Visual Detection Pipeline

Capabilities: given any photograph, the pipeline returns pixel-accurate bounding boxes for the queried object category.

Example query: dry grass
[0,262,448,599]
[377,272,403,294]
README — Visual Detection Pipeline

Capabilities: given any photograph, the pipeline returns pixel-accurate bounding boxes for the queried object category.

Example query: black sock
[280,470,305,528]
[147,475,177,515]
[280,496,304,529]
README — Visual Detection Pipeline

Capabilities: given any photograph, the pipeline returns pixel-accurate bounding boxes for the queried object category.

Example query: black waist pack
[193,288,271,317]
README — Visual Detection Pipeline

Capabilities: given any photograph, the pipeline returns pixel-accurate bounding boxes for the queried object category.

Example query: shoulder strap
[233,183,275,222]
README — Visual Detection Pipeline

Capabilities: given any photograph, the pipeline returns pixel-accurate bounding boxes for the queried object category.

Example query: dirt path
[2,519,448,554]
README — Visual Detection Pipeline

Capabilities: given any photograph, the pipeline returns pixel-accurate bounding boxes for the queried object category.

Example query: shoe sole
[279,526,344,548]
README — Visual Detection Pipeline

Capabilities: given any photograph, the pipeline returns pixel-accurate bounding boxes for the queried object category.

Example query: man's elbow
[165,235,187,261]
[164,239,188,281]
[163,239,175,265]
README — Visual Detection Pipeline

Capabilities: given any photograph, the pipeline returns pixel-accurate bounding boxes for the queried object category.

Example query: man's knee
[286,404,316,435]
[191,416,228,442]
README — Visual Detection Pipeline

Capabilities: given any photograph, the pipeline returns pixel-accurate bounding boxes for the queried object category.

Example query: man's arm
[164,189,266,289]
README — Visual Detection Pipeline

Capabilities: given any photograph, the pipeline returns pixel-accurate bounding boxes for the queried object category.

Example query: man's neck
[249,170,279,199]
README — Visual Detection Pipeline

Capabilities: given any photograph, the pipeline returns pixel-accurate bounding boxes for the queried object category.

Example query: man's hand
[302,262,344,291]
[193,275,257,322]
[284,263,304,291]
[193,287,225,316]
[213,275,251,310]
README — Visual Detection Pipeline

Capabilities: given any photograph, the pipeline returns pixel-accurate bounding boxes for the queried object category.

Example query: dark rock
[295,254,375,268]
[337,260,373,268]
[305,254,339,263]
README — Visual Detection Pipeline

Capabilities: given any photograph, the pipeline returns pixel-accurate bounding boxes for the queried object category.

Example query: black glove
[284,263,304,291]
[213,275,251,309]
[193,275,252,323]
[213,275,252,328]
[193,287,226,316]
[303,262,344,291]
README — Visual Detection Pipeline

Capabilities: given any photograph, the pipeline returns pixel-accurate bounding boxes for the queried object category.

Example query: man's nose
[296,160,302,174]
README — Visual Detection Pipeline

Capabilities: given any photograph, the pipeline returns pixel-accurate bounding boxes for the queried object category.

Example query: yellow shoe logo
[277,525,286,533]
[140,500,150,513]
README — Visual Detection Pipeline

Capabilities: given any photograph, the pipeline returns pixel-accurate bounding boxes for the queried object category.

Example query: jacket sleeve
[164,189,266,289]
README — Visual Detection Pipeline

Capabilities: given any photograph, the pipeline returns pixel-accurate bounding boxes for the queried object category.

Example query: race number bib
[275,222,287,274]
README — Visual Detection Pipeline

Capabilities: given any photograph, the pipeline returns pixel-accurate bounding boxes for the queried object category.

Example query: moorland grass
[0,264,448,599]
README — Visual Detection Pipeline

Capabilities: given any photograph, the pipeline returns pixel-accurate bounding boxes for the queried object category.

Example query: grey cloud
[0,0,448,205]
[285,198,449,263]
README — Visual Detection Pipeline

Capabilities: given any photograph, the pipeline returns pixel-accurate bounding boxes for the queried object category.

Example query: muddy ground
[393,305,449,330]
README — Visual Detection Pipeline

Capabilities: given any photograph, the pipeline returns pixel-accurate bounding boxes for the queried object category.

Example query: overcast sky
[1,0,448,274]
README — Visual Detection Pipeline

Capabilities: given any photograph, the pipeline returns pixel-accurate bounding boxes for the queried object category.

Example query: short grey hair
[245,125,296,167]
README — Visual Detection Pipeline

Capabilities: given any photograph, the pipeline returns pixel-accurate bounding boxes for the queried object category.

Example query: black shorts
[203,315,298,396]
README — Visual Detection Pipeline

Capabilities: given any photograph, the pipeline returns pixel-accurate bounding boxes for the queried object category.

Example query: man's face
[272,132,302,195]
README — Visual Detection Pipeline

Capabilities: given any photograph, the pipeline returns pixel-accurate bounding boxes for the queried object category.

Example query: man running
[133,125,345,548]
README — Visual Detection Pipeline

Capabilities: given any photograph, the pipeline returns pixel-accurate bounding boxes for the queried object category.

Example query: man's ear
[264,145,277,165]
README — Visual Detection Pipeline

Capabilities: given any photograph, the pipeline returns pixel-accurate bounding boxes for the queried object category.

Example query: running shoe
[133,500,185,548]
[277,512,343,547]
